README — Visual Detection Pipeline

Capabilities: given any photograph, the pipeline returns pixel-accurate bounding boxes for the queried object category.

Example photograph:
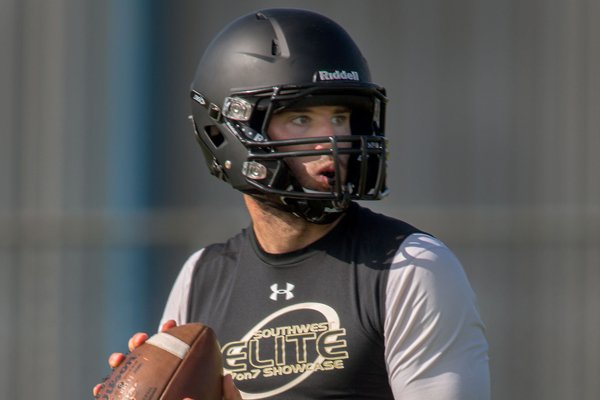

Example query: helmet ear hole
[205,125,225,147]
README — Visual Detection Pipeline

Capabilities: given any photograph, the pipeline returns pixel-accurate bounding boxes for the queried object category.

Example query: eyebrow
[283,106,351,114]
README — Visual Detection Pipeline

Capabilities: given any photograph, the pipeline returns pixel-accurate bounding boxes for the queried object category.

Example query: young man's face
[267,105,352,192]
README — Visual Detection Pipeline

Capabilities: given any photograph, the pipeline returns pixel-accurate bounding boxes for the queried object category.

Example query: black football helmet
[190,8,388,223]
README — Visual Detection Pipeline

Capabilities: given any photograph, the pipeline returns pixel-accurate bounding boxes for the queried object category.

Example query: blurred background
[1,0,598,398]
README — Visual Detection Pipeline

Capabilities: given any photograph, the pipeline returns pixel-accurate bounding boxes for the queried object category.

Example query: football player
[97,8,490,400]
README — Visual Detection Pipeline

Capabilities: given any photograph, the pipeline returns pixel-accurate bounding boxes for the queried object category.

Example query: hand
[92,327,152,397]
[92,320,242,400]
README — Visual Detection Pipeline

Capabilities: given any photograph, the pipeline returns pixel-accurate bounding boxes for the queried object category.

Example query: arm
[159,249,204,329]
[384,234,490,400]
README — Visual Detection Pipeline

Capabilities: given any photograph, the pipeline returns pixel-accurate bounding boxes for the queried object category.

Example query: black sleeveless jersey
[161,203,490,399]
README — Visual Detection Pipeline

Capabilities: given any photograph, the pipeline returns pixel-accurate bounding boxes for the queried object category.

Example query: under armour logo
[270,283,295,301]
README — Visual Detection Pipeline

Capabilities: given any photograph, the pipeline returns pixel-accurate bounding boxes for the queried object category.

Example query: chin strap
[285,198,347,224]
[252,193,349,224]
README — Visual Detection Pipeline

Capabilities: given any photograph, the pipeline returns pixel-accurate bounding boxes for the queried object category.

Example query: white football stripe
[146,332,190,359]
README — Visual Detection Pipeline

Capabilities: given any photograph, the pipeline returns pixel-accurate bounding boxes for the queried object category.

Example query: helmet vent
[271,39,281,56]
[205,125,225,148]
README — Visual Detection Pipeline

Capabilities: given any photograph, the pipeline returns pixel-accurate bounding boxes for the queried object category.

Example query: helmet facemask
[191,83,388,223]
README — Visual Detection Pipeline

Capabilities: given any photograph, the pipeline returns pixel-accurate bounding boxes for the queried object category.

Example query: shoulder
[341,204,425,269]
[392,233,461,270]
[351,203,422,236]
[192,228,251,266]
[173,227,251,293]
[386,232,473,308]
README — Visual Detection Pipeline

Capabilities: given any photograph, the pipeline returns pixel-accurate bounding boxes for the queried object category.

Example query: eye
[331,113,350,126]
[291,115,309,126]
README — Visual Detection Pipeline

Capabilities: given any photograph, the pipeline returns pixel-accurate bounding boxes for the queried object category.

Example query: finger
[223,374,242,400]
[92,383,103,397]
[108,352,126,369]
[128,332,149,352]
[161,319,177,332]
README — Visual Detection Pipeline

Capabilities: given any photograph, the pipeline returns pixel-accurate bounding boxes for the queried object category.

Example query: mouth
[317,166,337,188]
[292,156,348,192]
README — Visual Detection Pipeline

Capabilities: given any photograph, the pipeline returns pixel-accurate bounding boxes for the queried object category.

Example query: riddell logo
[316,70,360,81]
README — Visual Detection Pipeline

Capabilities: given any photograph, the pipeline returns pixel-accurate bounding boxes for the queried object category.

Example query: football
[96,323,223,400]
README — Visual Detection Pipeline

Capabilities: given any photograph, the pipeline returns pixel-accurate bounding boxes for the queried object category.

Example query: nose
[308,120,336,153]
[311,120,337,138]
[314,141,333,151]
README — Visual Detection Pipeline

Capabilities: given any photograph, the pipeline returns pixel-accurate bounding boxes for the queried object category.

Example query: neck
[244,195,342,254]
